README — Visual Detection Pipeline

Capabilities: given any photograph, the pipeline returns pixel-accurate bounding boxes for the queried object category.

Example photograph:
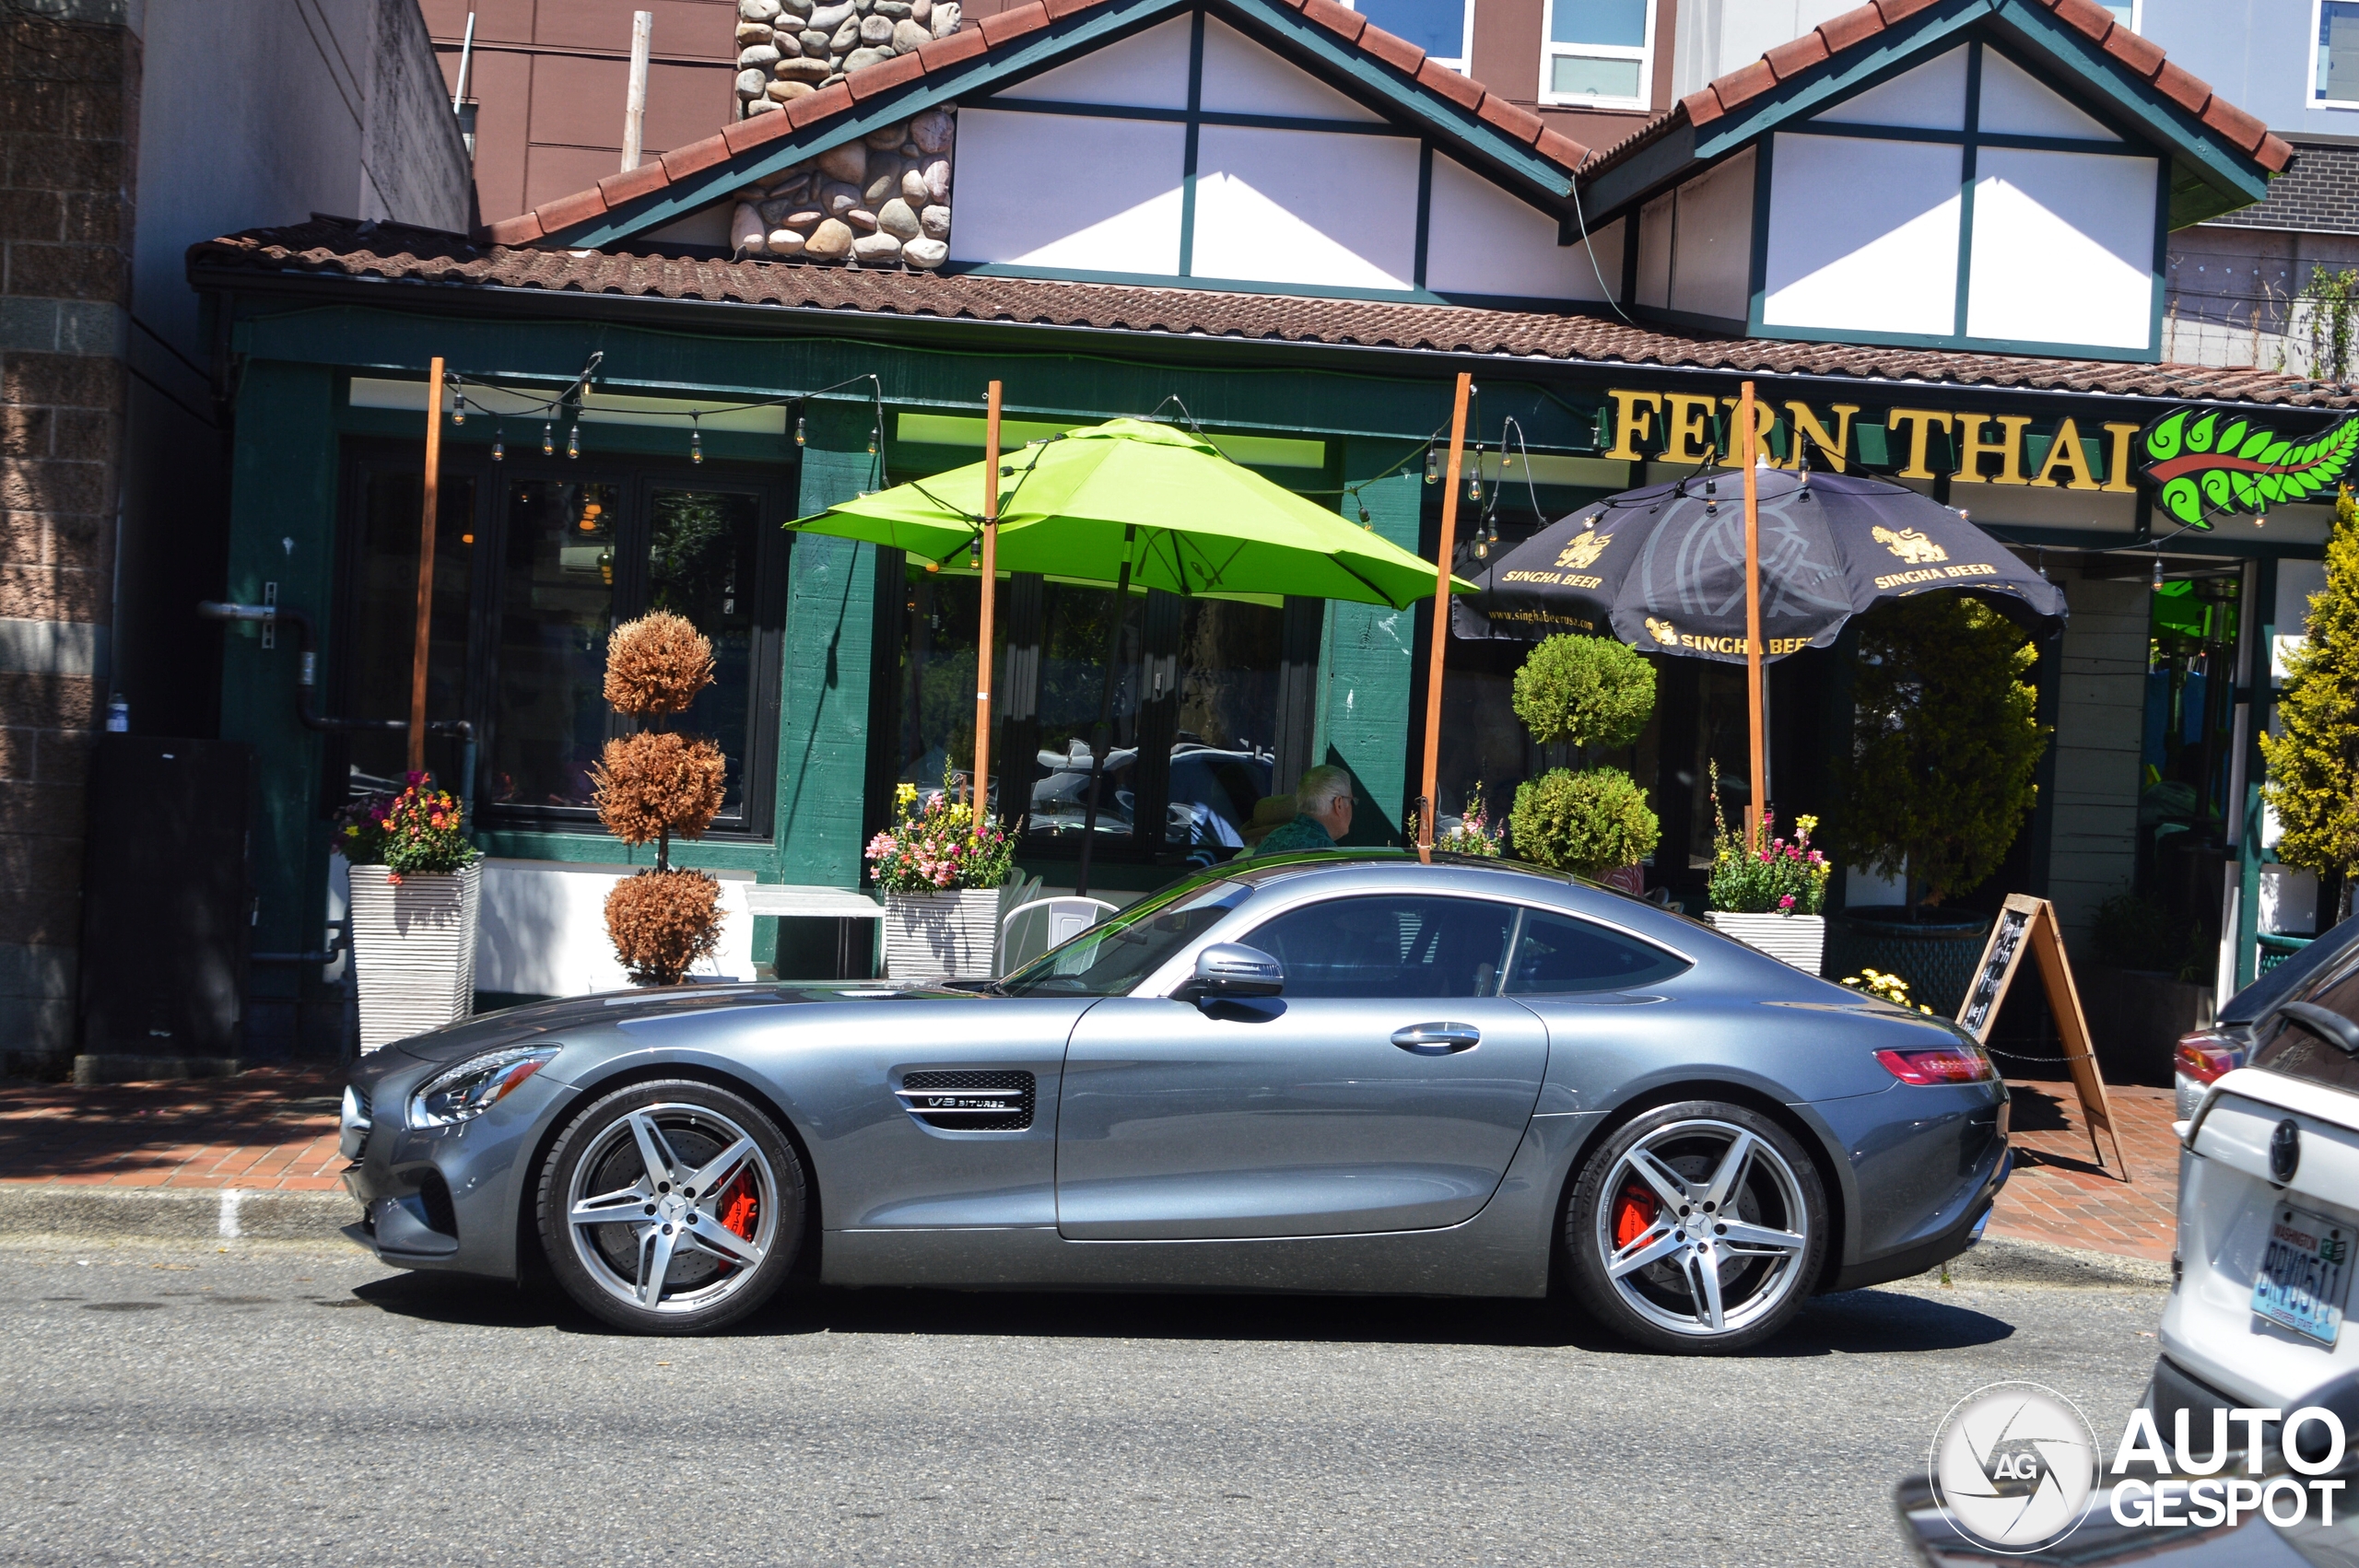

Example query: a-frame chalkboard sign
[1956,895,2127,1177]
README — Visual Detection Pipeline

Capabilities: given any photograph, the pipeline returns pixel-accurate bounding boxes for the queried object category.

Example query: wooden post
[1416,373,1473,864]
[621,11,652,170]
[1740,380,1766,852]
[971,380,1002,836]
[408,356,444,777]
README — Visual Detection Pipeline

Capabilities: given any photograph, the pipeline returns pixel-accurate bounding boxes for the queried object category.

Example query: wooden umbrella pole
[408,356,444,778]
[1417,371,1473,865]
[1740,379,1766,853]
[971,380,1003,835]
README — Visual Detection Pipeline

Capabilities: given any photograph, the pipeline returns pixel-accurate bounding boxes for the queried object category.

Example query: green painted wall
[220,361,341,992]
[1320,439,1422,844]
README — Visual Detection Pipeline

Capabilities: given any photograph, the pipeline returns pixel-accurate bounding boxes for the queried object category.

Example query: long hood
[386,981,973,1063]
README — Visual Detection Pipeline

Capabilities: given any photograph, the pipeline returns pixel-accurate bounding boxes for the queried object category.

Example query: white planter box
[348,861,481,1051]
[1705,910,1825,977]
[883,888,1000,980]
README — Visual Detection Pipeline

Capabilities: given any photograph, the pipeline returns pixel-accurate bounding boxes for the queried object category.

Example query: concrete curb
[0,1186,358,1243]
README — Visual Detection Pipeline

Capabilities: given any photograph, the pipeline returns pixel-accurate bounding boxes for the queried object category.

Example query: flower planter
[347,862,480,1051]
[883,887,1002,980]
[1705,911,1825,977]
[1825,907,1991,1020]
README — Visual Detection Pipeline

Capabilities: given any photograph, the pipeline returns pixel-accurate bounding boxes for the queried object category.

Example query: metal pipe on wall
[621,11,653,172]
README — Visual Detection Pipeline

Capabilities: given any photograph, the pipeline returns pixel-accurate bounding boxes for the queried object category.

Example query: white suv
[2152,952,2359,1464]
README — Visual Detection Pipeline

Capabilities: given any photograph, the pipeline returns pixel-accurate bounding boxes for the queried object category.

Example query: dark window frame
[331,439,792,841]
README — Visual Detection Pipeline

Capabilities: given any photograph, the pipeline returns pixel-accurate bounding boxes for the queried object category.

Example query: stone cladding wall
[734,0,963,113]
[729,106,954,270]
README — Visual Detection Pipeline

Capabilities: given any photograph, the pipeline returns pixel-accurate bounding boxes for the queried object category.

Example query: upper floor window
[1347,0,1473,73]
[2319,0,2359,106]
[1542,0,1656,111]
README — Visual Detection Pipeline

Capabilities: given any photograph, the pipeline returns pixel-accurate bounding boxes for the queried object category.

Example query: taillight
[2175,1028,2245,1086]
[1875,1046,1997,1085]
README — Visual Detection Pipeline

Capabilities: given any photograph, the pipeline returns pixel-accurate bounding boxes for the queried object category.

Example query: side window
[1242,895,1516,1000]
[1506,909,1688,994]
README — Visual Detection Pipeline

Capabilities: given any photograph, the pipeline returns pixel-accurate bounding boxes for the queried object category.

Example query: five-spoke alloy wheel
[537,1080,805,1334]
[1565,1101,1826,1353]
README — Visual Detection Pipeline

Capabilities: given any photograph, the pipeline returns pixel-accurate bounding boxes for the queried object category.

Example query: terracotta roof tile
[1416,56,1485,112]
[1356,23,1425,77]
[482,212,544,247]
[1872,0,1942,22]
[917,27,989,68]
[1534,125,1590,169]
[2201,95,2270,154]
[787,81,855,125]
[2152,59,2212,116]
[190,218,2359,412]
[848,49,925,97]
[2257,133,2296,174]
[978,3,1050,45]
[1680,88,1724,128]
[534,186,609,234]
[1045,0,1095,17]
[663,133,735,181]
[1764,32,1830,80]
[1710,58,1778,111]
[2048,0,2118,44]
[1301,0,1367,42]
[2102,24,2165,79]
[720,110,791,154]
[1477,92,1546,145]
[1814,6,1885,53]
[599,160,673,207]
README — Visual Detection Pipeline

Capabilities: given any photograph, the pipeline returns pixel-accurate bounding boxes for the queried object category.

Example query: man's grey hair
[1296,765,1354,813]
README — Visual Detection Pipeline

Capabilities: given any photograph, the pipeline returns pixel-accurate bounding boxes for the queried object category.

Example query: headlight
[410,1046,559,1128]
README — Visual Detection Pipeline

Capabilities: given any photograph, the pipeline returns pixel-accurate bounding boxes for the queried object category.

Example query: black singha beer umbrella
[1454,467,2069,660]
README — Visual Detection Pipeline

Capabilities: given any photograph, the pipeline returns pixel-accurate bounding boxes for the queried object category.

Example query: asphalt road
[0,1236,2170,1568]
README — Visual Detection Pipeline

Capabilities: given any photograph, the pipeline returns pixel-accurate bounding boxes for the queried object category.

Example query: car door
[1056,892,1549,1239]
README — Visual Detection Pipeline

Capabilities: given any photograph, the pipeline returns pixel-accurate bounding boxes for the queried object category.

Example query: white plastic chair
[999,895,1118,974]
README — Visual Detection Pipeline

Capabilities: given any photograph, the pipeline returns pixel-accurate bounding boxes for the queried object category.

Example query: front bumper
[336,1047,568,1280]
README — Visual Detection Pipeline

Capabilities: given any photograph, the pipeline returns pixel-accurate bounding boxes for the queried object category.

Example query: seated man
[1249,765,1355,857]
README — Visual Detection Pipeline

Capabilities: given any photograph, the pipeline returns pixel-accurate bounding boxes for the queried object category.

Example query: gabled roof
[1577,0,2294,229]
[486,0,1590,251]
[190,216,2358,411]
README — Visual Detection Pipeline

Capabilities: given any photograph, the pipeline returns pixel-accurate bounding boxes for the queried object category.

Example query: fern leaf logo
[2139,408,2359,527]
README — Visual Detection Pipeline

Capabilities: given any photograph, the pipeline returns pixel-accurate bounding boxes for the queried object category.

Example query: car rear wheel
[536,1079,805,1335]
[1565,1101,1826,1354]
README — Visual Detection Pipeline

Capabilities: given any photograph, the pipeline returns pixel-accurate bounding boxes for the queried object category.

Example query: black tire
[1564,1099,1827,1354]
[536,1079,805,1335]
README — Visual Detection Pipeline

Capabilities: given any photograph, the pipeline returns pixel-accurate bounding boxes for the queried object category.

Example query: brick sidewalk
[0,1069,346,1191]
[0,1067,2186,1261]
[1983,1076,2180,1263]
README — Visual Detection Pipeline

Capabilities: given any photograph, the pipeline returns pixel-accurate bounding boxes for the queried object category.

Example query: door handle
[1391,1022,1480,1055]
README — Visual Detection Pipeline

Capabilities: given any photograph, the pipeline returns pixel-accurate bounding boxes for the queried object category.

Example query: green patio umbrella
[790,417,1467,613]
[791,415,1471,895]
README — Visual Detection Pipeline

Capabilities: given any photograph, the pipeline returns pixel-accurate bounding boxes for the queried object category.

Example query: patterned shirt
[1250,813,1336,858]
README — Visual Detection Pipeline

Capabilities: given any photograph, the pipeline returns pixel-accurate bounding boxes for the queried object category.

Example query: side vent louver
[898,1070,1035,1131]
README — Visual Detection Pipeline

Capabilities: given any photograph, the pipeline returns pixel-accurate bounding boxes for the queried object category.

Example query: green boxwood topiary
[1511,634,1658,758]
[1509,766,1661,879]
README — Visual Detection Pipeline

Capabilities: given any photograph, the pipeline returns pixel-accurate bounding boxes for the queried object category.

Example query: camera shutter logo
[1929,1382,2099,1553]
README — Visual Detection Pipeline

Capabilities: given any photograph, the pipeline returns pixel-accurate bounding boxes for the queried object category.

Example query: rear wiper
[2277,1000,2359,1055]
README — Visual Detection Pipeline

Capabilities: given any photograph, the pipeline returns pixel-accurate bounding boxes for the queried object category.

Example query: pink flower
[1778,894,1796,908]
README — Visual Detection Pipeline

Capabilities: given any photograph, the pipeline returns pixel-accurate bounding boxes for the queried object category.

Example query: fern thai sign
[2136,408,2359,528]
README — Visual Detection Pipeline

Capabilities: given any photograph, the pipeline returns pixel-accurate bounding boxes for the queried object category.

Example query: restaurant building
[183,0,2333,1046]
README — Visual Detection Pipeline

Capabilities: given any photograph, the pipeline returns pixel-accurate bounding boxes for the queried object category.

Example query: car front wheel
[536,1079,805,1334]
[1565,1101,1826,1354]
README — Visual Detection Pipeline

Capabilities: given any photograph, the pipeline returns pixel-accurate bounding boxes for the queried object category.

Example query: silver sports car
[337,853,2012,1352]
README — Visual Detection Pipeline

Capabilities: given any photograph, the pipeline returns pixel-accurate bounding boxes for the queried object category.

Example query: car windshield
[1000,879,1252,997]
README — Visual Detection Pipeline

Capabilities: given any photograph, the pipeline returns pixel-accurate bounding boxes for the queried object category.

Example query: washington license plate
[2251,1203,2353,1347]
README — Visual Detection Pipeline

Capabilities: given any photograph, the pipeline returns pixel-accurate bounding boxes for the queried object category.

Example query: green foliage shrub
[1511,634,1657,755]
[1509,767,1661,878]
[2260,487,2359,894]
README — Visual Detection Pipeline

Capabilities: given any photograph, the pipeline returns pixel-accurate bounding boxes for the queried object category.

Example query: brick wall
[0,6,138,1066]
[2210,140,2359,238]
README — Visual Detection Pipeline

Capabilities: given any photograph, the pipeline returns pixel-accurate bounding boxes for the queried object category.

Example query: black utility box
[78,736,253,1060]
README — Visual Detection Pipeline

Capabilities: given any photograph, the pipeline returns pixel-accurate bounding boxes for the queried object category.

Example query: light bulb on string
[450,395,465,427]
[690,414,703,465]
[1465,446,1484,504]
[793,412,806,447]
[868,426,879,456]
[1424,446,1440,485]
[491,423,505,462]
[967,531,981,571]
[542,421,555,457]
[2151,554,2165,590]
[567,422,581,460]
[1356,494,1373,531]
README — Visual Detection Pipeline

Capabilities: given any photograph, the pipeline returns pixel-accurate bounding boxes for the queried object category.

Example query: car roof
[1220,848,1587,891]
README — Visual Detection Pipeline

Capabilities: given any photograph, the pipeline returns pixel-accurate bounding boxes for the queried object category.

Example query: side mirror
[1190,942,1284,1000]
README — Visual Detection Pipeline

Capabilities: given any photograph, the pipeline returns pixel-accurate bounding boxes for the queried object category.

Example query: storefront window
[492,479,622,810]
[1027,580,1140,840]
[648,489,762,813]
[342,468,475,793]
[1170,600,1282,851]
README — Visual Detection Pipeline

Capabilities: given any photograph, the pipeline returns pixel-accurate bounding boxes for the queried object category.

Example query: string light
[566,423,581,460]
[450,396,465,427]
[690,414,703,465]
[794,412,806,447]
[542,421,555,457]
[1465,444,1484,504]
[1424,446,1440,485]
[868,426,879,455]
[491,423,505,462]
[1356,494,1373,530]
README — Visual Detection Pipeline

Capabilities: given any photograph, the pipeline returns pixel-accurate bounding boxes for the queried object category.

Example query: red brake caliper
[713,1172,759,1273]
[1613,1182,1659,1251]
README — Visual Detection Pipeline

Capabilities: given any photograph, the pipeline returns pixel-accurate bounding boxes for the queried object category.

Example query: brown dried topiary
[604,868,722,987]
[604,610,716,718]
[592,731,727,852]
